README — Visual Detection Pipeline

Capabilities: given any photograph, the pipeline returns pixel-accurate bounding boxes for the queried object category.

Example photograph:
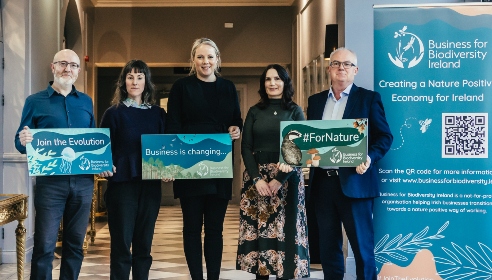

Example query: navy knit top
[100,104,166,182]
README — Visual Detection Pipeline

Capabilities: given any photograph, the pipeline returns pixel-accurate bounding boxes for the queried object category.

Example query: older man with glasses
[307,47,393,280]
[15,49,95,280]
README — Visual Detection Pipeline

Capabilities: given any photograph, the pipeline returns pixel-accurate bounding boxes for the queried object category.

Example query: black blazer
[166,75,243,199]
[307,84,393,198]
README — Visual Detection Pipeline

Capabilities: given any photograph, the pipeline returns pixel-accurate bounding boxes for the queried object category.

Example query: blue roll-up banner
[374,4,492,278]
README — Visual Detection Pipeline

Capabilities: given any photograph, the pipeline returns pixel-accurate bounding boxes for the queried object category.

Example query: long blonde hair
[189,38,221,76]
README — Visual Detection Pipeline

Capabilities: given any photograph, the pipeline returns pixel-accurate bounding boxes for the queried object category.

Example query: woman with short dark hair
[99,59,167,280]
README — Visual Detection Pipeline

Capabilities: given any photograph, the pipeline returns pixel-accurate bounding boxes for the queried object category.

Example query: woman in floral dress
[237,64,310,279]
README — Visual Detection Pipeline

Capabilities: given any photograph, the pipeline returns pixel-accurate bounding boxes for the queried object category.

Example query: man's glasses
[53,61,80,69]
[330,60,356,69]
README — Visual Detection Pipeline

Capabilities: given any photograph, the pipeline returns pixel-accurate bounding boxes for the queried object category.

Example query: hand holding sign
[356,155,371,175]
[228,126,241,140]
[99,165,116,177]
[277,162,293,173]
[19,126,33,147]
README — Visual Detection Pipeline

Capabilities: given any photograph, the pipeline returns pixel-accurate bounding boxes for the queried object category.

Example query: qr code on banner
[442,113,488,158]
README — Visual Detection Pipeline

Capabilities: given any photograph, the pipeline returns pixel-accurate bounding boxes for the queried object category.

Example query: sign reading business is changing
[26,128,113,176]
[141,134,232,179]
[279,119,368,167]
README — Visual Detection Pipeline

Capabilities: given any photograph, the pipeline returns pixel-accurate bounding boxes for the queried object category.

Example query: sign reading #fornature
[26,128,113,176]
[141,134,232,180]
[279,119,368,167]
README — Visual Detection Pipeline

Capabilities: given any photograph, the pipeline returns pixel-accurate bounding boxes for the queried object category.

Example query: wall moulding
[91,0,294,7]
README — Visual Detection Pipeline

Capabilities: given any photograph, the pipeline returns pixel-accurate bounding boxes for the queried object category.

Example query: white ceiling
[90,0,294,7]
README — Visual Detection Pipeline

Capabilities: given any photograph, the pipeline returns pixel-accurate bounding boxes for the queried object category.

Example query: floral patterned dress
[236,100,310,279]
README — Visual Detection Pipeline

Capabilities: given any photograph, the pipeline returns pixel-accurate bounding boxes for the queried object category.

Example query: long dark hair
[256,64,295,110]
[111,59,156,106]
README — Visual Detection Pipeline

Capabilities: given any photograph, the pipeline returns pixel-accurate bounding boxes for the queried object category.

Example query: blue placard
[279,119,368,167]
[26,128,113,176]
[141,134,232,179]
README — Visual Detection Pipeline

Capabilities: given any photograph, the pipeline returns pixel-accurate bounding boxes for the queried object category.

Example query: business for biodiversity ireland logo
[388,25,488,69]
[388,26,425,69]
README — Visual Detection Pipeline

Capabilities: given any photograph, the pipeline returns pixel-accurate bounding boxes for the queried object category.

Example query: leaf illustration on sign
[374,221,448,265]
[435,241,492,278]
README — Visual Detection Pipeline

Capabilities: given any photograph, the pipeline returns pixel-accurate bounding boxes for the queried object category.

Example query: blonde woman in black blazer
[165,38,242,280]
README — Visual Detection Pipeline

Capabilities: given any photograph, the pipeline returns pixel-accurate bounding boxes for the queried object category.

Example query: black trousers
[311,168,376,280]
[105,180,161,280]
[179,195,229,280]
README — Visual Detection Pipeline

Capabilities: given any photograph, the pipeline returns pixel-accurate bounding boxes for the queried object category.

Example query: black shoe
[256,274,269,280]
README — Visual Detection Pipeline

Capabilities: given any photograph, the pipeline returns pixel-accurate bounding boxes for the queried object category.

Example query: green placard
[279,119,367,167]
[141,134,232,179]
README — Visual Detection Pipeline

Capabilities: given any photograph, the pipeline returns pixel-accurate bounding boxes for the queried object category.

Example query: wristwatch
[252,176,262,185]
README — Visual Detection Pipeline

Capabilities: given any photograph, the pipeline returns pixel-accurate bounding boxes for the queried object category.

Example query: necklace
[274,111,277,115]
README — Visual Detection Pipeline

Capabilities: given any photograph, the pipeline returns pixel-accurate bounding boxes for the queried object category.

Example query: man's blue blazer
[307,84,393,198]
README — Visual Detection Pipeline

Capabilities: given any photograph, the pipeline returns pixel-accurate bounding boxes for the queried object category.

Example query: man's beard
[54,75,76,86]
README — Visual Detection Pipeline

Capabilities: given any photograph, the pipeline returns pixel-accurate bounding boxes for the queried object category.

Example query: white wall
[2,0,32,263]
[1,0,61,263]
[0,4,4,259]
[294,0,337,110]
[299,0,336,67]
[92,7,293,65]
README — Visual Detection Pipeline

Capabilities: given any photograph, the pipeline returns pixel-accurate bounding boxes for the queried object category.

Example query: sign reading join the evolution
[26,128,113,176]
[141,134,232,180]
[279,119,368,167]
